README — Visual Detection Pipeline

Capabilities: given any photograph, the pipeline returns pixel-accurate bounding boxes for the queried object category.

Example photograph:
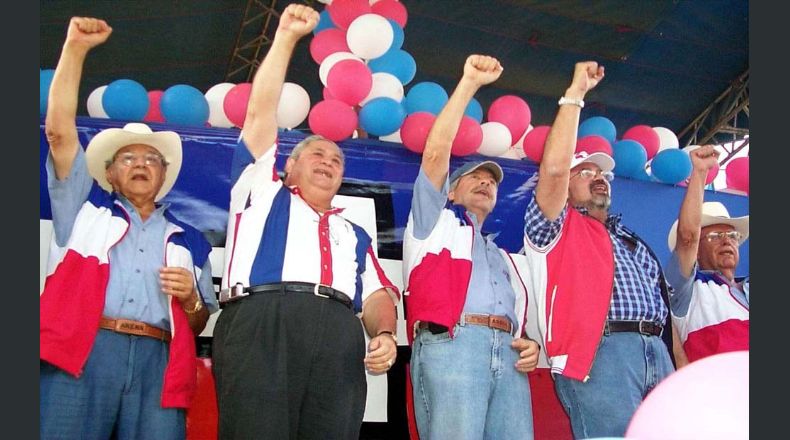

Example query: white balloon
[654,126,679,152]
[204,82,236,128]
[499,148,522,160]
[276,82,311,129]
[318,0,332,4]
[360,72,404,106]
[347,14,394,60]
[87,85,109,118]
[319,52,362,87]
[379,129,402,143]
[512,124,532,158]
[477,122,512,157]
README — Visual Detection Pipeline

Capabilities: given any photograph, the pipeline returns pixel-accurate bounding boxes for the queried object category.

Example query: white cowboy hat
[85,122,182,201]
[667,201,749,251]
[570,151,615,173]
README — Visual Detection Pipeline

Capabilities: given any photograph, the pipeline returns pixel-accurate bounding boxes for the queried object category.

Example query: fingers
[512,338,540,373]
[72,17,112,35]
[468,54,503,73]
[159,267,194,300]
[364,334,397,374]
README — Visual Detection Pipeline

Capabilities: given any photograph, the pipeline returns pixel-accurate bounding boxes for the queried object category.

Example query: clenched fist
[463,54,504,87]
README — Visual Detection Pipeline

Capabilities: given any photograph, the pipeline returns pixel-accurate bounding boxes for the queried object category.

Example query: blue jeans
[553,332,674,439]
[411,323,534,440]
[40,329,185,440]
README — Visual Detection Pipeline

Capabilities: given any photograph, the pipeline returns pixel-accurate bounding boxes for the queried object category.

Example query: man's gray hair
[290,134,344,164]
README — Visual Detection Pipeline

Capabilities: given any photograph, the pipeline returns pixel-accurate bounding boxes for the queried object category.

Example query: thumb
[368,337,381,351]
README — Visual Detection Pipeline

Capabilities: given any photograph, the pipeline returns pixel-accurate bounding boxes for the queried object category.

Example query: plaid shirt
[524,198,667,324]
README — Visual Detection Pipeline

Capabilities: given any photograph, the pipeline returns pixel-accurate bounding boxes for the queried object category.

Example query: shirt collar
[116,193,169,214]
[574,205,621,228]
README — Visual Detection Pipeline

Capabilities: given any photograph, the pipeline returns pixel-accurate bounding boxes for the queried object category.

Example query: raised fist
[568,61,605,97]
[65,17,112,50]
[463,54,504,87]
[277,4,319,40]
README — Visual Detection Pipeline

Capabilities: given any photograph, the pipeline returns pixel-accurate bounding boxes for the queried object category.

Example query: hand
[159,267,196,303]
[364,333,397,375]
[463,54,504,87]
[566,61,605,98]
[65,17,112,51]
[277,4,319,41]
[689,144,720,172]
[512,337,540,373]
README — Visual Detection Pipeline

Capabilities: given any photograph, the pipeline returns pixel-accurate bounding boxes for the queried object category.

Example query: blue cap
[449,160,504,186]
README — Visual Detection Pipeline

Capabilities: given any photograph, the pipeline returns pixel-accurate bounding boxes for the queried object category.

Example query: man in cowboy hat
[666,145,749,363]
[40,17,218,439]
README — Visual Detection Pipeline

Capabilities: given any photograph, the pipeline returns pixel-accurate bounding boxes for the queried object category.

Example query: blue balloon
[612,139,647,178]
[464,97,483,122]
[386,19,404,53]
[359,97,407,136]
[368,49,417,86]
[40,69,55,116]
[579,116,617,143]
[632,164,656,182]
[313,10,336,35]
[404,82,448,115]
[651,148,692,184]
[102,79,149,121]
[160,84,209,127]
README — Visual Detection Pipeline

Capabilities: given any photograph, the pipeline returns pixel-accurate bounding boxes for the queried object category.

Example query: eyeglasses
[114,152,166,168]
[704,231,743,244]
[572,168,615,182]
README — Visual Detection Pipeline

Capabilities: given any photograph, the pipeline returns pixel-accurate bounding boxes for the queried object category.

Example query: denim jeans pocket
[418,326,453,345]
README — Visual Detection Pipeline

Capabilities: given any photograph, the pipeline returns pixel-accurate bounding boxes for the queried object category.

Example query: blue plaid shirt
[524,196,668,324]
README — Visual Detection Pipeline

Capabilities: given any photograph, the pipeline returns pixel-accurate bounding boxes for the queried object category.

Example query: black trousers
[212,290,367,439]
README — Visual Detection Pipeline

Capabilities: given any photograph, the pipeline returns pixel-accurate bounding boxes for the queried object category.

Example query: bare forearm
[361,290,398,338]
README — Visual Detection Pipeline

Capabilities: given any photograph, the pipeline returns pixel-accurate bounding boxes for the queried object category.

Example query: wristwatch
[377,330,398,343]
[185,297,204,315]
[558,96,585,108]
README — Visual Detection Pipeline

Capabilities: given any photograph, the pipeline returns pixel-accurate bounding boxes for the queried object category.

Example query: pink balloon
[400,111,436,154]
[327,0,371,30]
[308,99,358,142]
[623,125,661,159]
[327,59,373,106]
[488,95,532,144]
[705,165,719,185]
[143,90,165,123]
[322,87,335,101]
[521,125,551,163]
[575,134,612,156]
[223,82,252,128]
[371,0,408,27]
[309,29,351,64]
[451,116,483,157]
[725,156,749,193]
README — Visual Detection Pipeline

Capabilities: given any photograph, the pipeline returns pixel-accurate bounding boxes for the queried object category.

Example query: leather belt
[219,282,353,309]
[99,317,171,342]
[605,320,663,337]
[418,314,515,336]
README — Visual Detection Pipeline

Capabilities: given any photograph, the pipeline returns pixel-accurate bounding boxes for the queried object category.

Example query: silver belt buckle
[313,283,331,299]
[219,283,247,304]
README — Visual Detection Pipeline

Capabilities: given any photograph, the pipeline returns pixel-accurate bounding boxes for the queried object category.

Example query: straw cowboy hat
[85,123,182,201]
[667,201,749,251]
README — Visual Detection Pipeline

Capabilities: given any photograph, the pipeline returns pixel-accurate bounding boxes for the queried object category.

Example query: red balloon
[322,87,335,101]
[326,0,371,30]
[400,111,436,154]
[725,156,749,193]
[309,29,350,64]
[576,134,613,156]
[622,125,660,159]
[521,125,551,163]
[451,116,483,156]
[371,0,408,27]
[308,99,358,142]
[488,95,532,145]
[143,90,165,123]
[705,165,720,185]
[223,82,252,128]
[326,59,373,106]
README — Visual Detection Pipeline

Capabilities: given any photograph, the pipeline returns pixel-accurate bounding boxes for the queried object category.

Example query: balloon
[308,99,358,141]
[361,72,404,105]
[276,82,311,129]
[522,125,551,163]
[143,90,165,123]
[725,156,749,193]
[359,97,406,136]
[368,49,417,85]
[622,124,660,159]
[385,18,405,53]
[576,135,613,156]
[379,129,402,143]
[451,116,483,156]
[319,52,362,87]
[160,84,210,127]
[650,148,692,184]
[400,111,436,154]
[626,351,748,440]
[511,125,532,159]
[487,95,532,144]
[326,0,371,30]
[102,79,149,121]
[204,83,236,128]
[309,29,350,64]
[579,116,617,143]
[404,81,448,115]
[40,69,55,116]
[326,59,373,106]
[653,126,679,152]
[632,163,655,182]
[612,139,648,178]
[223,82,252,128]
[477,121,512,157]
[313,9,336,35]
[499,148,522,160]
[87,85,109,118]
[464,97,483,123]
[347,14,393,60]
[323,87,335,101]
[371,0,408,27]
